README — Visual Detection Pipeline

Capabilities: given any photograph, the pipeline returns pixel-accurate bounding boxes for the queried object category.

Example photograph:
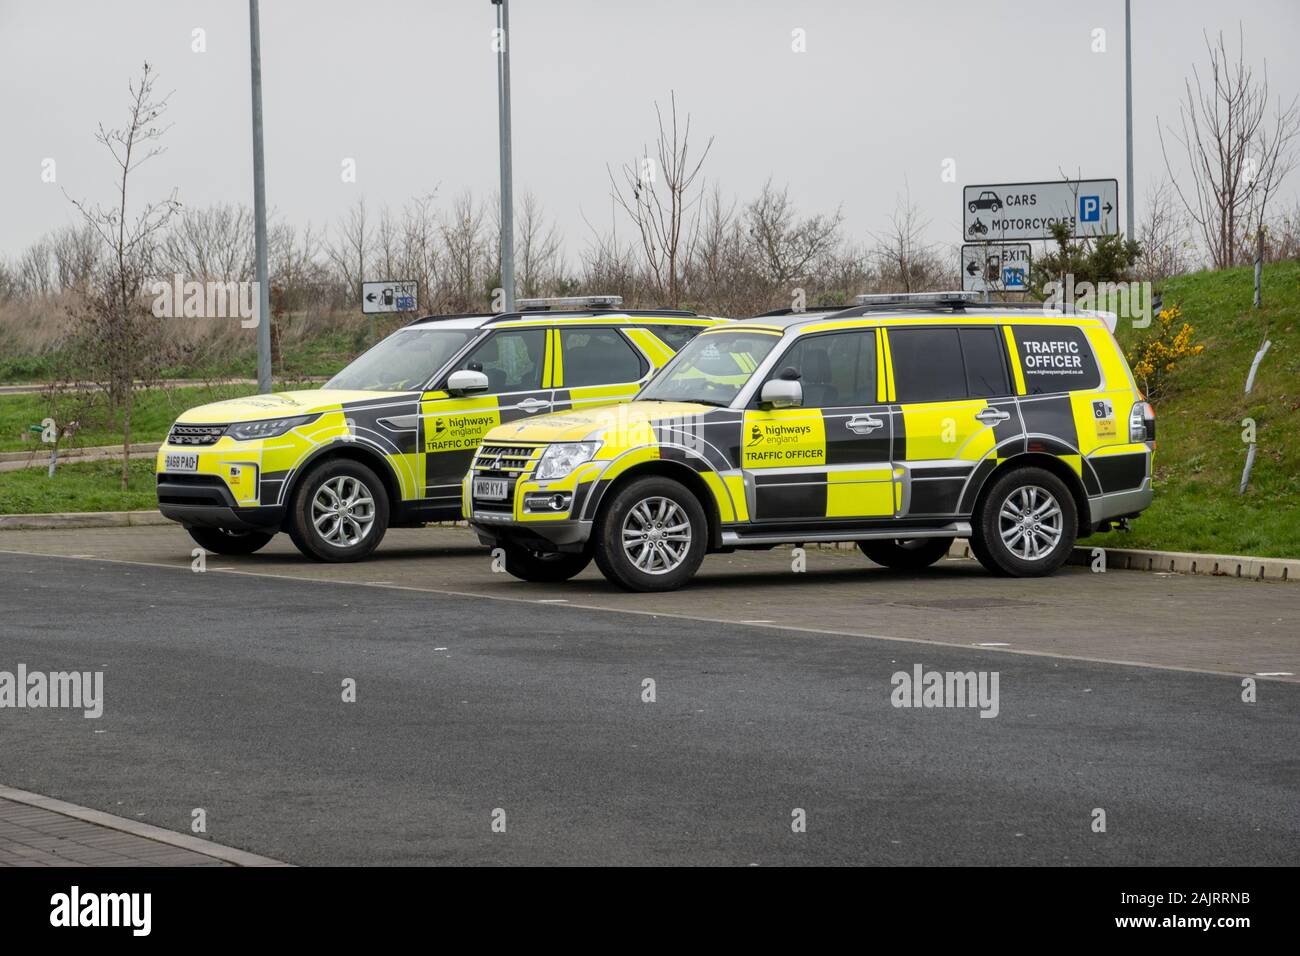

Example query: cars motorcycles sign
[963,180,1119,241]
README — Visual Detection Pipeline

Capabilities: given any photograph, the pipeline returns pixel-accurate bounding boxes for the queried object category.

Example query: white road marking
[975,642,1010,647]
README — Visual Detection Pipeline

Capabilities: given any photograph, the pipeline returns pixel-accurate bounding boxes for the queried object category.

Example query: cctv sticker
[1092,400,1117,438]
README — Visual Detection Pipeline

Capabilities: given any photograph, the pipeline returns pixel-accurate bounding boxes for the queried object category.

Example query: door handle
[846,414,884,435]
[975,408,1011,425]
[517,398,551,414]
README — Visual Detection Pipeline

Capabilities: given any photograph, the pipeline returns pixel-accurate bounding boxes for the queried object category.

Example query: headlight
[225,415,317,441]
[534,441,601,480]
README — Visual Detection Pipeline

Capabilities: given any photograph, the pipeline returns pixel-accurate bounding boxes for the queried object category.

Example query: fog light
[524,492,572,514]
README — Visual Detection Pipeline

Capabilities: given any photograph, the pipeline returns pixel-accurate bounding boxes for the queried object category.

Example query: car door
[884,325,1022,518]
[743,329,895,522]
[549,326,650,414]
[420,326,552,510]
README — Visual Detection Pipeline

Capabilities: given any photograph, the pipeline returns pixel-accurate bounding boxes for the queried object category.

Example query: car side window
[766,330,876,407]
[1011,325,1101,394]
[889,328,967,404]
[559,328,645,388]
[645,324,703,352]
[455,329,546,392]
[960,327,1012,398]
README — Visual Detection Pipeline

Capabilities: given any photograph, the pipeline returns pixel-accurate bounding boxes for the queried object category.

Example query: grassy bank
[1089,260,1299,558]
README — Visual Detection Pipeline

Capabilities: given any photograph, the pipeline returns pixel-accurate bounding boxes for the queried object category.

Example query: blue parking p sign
[1080,195,1100,222]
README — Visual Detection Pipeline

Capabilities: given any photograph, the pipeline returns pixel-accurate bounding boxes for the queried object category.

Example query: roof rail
[484,307,698,324]
[516,295,623,311]
[748,304,851,318]
[406,312,496,325]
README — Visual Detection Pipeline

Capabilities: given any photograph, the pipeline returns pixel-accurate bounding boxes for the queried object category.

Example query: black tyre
[286,458,389,562]
[593,476,707,592]
[187,526,275,555]
[970,467,1077,577]
[498,539,591,583]
[857,536,954,570]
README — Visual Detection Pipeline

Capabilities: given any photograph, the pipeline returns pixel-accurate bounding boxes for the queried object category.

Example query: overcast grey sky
[2,0,1298,263]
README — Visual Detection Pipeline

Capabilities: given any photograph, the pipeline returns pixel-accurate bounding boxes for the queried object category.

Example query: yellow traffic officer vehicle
[156,297,718,561]
[465,292,1155,591]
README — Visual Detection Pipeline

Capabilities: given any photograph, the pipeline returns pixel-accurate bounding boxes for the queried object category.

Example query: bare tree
[325,197,371,303]
[515,191,564,298]
[746,179,844,292]
[870,185,943,293]
[1160,28,1300,270]
[50,224,101,293]
[399,194,442,310]
[158,203,255,281]
[609,93,714,307]
[1137,178,1194,281]
[440,191,488,310]
[64,62,181,489]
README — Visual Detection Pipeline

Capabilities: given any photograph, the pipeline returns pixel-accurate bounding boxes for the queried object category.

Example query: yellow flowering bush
[1127,304,1205,400]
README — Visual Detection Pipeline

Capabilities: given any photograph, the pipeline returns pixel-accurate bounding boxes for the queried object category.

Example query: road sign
[962,180,1119,241]
[361,279,418,314]
[961,243,1032,293]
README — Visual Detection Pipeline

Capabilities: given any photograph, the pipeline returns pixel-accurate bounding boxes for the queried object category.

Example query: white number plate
[164,452,199,472]
[473,478,509,501]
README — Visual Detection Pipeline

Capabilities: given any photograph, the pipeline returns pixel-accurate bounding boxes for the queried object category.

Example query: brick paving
[0,789,284,867]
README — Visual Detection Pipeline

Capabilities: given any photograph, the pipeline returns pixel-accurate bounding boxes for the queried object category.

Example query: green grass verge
[1089,260,1300,558]
[0,382,277,452]
[0,458,158,514]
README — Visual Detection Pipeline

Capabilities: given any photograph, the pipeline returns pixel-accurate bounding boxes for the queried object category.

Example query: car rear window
[1012,325,1101,394]
[644,324,704,352]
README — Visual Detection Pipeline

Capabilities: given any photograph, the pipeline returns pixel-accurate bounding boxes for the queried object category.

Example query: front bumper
[469,512,593,552]
[156,472,284,530]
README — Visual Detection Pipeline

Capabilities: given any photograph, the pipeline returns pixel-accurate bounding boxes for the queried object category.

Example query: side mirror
[760,377,802,409]
[447,369,490,395]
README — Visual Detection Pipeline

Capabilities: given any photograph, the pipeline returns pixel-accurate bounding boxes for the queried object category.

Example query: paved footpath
[0,786,283,867]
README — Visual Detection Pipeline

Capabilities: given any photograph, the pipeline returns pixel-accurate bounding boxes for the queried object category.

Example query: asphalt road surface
[0,526,1296,865]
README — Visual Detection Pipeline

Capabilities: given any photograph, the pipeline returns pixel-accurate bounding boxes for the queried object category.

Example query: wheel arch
[589,460,723,549]
[278,441,404,528]
[969,452,1092,534]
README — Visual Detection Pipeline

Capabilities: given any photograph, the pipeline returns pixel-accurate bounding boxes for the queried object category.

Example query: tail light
[1130,401,1155,444]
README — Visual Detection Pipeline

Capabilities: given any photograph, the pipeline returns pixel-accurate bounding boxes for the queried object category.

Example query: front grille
[472,443,543,475]
[168,423,227,446]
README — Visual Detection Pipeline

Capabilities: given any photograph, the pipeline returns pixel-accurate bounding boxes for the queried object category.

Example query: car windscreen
[324,327,478,392]
[638,330,779,406]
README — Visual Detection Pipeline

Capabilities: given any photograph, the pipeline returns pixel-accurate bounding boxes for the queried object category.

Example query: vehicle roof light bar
[853,291,981,306]
[516,295,623,311]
